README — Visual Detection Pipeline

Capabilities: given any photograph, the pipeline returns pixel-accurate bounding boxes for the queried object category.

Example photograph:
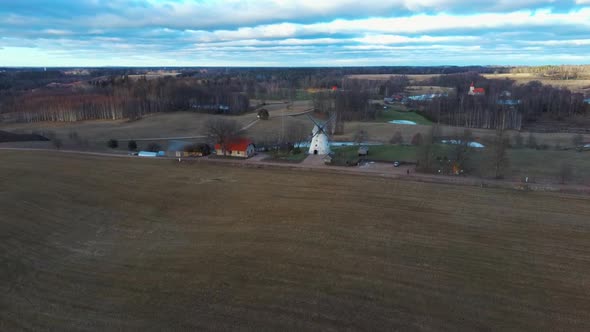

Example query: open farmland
[2,152,590,331]
[483,73,590,94]
[3,108,587,149]
[0,100,313,149]
[346,74,440,83]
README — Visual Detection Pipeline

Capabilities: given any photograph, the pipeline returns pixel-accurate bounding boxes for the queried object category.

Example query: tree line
[415,73,589,130]
[2,76,250,123]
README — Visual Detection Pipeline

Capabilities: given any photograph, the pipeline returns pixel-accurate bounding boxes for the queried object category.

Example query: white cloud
[1,1,590,66]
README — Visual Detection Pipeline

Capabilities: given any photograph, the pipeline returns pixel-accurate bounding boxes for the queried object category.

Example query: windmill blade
[327,112,337,125]
[316,113,336,133]
[306,114,323,128]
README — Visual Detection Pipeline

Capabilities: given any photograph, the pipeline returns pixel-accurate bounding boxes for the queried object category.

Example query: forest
[416,72,589,129]
[0,66,588,129]
[0,75,249,122]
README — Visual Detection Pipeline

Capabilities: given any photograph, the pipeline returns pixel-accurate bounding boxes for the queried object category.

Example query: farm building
[138,151,161,157]
[215,138,256,158]
[167,140,191,157]
[468,82,485,96]
[358,146,369,157]
[167,140,211,157]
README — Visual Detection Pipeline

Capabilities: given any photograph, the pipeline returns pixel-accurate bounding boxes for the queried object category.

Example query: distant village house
[468,82,485,96]
[215,138,256,158]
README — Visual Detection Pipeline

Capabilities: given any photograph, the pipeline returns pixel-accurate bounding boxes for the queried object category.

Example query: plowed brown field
[2,151,590,331]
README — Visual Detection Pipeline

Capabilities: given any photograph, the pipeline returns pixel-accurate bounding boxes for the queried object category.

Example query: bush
[390,131,404,144]
[183,143,211,155]
[292,147,302,154]
[572,134,584,147]
[146,143,161,152]
[559,162,574,184]
[107,139,119,149]
[128,140,137,151]
[52,138,62,150]
[68,131,79,140]
[411,133,424,146]
[513,133,524,148]
[526,134,537,149]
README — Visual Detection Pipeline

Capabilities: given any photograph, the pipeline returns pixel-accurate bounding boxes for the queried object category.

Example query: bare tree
[411,133,424,146]
[205,118,241,154]
[416,139,436,173]
[416,128,437,173]
[559,162,573,184]
[526,133,538,149]
[487,129,510,179]
[353,126,369,144]
[450,129,473,171]
[52,137,63,150]
[285,122,309,147]
[513,132,524,148]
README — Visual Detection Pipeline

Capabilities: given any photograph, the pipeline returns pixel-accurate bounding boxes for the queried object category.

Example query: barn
[167,140,211,157]
[215,138,256,158]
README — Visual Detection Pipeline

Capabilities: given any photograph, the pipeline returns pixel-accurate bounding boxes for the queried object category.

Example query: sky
[1,0,590,67]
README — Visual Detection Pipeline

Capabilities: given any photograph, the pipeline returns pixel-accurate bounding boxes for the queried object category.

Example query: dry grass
[346,74,440,83]
[405,85,455,95]
[0,101,313,148]
[2,151,590,331]
[483,73,590,93]
[340,121,590,147]
[348,73,590,94]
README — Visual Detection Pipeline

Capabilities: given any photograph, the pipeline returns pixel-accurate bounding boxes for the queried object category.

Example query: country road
[1,146,589,195]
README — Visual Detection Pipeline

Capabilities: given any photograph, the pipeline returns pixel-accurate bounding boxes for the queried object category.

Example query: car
[393,161,400,167]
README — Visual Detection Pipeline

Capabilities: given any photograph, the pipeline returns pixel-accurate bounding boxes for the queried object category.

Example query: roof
[215,138,254,151]
[138,151,158,157]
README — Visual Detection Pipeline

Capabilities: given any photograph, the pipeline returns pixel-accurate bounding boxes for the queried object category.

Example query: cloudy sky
[1,0,590,67]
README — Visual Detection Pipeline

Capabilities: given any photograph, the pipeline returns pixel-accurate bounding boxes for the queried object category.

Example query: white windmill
[306,114,334,155]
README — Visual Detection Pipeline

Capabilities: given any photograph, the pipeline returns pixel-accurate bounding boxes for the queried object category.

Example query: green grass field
[332,144,451,164]
[331,144,590,184]
[375,109,432,125]
[263,150,308,163]
[2,151,590,330]
[507,148,590,183]
[333,144,417,164]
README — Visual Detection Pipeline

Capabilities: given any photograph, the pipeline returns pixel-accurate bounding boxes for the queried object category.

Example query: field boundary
[2,147,588,195]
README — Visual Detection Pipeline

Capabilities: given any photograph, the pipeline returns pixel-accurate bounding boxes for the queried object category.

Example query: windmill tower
[307,114,333,155]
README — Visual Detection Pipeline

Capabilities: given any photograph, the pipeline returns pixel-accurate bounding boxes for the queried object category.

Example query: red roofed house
[468,82,485,96]
[215,138,256,158]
